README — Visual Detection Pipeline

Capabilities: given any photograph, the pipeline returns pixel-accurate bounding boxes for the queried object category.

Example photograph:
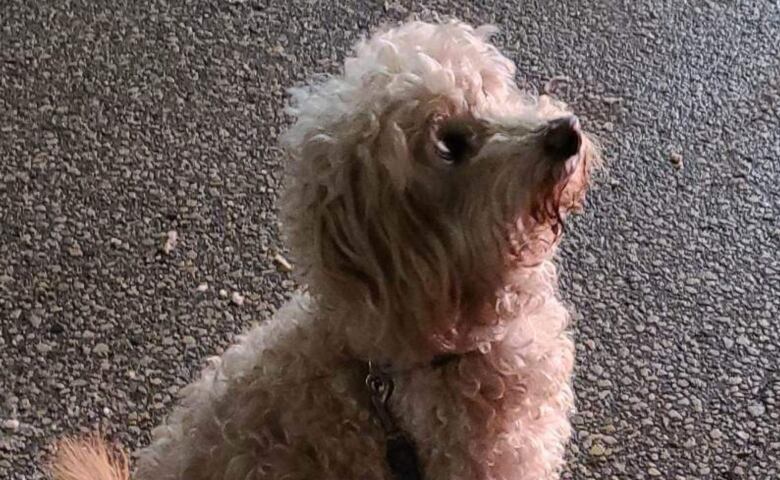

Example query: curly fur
[50,20,600,480]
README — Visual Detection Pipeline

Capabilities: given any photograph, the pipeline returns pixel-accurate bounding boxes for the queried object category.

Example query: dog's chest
[385,365,513,479]
[384,350,573,480]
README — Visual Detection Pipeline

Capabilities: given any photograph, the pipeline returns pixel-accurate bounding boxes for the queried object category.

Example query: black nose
[543,115,582,161]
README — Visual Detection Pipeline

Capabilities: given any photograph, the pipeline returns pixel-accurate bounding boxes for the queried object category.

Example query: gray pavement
[1,1,778,478]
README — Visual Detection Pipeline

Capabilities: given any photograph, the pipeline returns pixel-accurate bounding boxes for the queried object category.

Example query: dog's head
[282,21,600,357]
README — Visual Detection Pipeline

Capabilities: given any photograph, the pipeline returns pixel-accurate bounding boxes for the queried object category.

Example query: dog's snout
[543,116,582,161]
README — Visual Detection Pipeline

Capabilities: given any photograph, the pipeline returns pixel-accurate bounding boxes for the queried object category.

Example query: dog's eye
[436,126,475,165]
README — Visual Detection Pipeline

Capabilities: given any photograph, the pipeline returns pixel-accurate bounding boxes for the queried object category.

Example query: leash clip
[366,361,424,480]
[366,361,400,436]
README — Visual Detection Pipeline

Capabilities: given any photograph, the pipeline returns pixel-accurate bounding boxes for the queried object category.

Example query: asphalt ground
[1,1,778,479]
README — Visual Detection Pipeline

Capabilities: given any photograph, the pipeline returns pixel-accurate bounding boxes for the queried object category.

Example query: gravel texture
[1,1,778,479]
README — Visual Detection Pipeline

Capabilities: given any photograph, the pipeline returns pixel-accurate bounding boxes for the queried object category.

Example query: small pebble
[2,419,19,431]
[161,230,178,254]
[747,404,765,417]
[274,253,293,272]
[601,95,623,105]
[231,292,245,306]
[589,443,607,457]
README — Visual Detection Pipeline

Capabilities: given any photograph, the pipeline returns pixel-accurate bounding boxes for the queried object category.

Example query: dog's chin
[563,151,582,177]
[501,155,583,265]
[525,154,580,224]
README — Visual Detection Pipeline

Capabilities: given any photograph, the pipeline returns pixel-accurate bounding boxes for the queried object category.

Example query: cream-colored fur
[50,20,600,480]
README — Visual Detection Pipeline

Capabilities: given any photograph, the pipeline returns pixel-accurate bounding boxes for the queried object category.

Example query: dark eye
[436,124,476,165]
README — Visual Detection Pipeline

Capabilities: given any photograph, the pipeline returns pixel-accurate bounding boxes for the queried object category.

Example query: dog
[51,20,600,480]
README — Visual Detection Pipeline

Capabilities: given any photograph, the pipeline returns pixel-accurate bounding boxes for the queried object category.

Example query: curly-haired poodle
[51,20,600,480]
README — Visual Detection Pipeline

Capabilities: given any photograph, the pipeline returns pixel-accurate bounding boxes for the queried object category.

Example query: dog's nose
[543,115,582,161]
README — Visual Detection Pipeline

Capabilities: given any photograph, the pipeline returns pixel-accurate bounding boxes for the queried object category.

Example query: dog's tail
[49,435,130,480]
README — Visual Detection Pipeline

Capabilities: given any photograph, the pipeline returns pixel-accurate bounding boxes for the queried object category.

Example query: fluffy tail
[49,435,130,480]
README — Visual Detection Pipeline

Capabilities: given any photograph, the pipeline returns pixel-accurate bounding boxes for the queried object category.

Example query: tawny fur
[50,20,600,480]
[50,436,129,480]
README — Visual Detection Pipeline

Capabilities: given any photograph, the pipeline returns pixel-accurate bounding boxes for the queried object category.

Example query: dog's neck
[322,258,558,368]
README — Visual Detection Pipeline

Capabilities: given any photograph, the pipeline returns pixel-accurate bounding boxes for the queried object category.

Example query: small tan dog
[52,20,600,480]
